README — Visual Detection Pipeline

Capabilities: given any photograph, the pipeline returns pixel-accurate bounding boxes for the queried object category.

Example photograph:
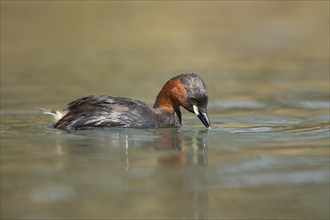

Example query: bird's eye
[190,97,197,103]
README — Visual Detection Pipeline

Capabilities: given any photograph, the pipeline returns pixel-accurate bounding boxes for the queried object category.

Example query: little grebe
[45,73,210,130]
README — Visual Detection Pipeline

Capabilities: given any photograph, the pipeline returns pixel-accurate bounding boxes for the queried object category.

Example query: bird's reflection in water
[58,127,208,166]
[155,128,208,167]
[53,127,209,219]
[153,128,209,220]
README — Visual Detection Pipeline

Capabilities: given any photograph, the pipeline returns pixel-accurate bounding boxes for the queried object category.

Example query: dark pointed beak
[193,105,210,128]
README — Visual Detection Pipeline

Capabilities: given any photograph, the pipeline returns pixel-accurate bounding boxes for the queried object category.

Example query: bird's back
[54,95,179,130]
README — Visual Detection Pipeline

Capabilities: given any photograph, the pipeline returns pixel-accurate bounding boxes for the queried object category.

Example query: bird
[43,73,210,131]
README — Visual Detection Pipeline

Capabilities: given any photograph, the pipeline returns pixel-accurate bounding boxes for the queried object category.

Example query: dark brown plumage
[49,73,210,131]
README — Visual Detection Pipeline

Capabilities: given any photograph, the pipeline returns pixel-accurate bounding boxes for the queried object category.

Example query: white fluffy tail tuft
[40,108,66,122]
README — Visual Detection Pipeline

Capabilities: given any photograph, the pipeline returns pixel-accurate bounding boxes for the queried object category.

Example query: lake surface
[1,2,329,219]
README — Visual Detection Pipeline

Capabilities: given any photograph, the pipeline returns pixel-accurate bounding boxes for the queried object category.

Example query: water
[1,2,329,219]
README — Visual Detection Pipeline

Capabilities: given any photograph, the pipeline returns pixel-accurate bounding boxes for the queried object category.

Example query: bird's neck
[153,77,187,123]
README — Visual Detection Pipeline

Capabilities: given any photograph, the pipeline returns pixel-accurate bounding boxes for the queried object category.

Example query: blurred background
[1,1,329,219]
[1,1,328,109]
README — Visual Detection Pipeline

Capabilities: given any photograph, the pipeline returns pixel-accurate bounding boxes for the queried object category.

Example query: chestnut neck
[153,77,188,121]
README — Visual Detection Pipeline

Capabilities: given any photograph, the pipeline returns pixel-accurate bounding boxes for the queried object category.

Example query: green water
[1,2,329,219]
